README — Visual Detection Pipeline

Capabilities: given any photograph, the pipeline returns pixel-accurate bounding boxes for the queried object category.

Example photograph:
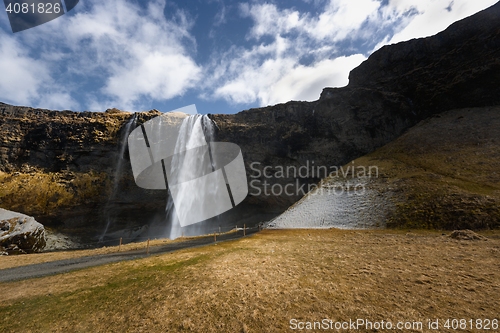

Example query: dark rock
[347,1,500,116]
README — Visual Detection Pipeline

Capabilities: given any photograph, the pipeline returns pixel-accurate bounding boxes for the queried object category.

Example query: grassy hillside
[356,106,500,229]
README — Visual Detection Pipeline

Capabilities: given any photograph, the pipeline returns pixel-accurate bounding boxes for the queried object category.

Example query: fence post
[119,237,122,252]
[146,238,150,255]
[244,224,246,236]
[214,232,217,242]
[219,226,221,235]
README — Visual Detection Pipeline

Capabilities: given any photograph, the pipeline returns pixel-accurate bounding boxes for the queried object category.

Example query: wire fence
[74,223,263,250]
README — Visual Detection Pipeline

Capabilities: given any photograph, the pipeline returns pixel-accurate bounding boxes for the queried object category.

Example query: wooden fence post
[119,237,122,252]
[244,224,246,236]
[146,238,150,255]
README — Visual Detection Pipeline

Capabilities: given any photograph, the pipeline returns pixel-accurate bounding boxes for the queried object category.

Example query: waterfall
[165,114,218,239]
[99,113,137,241]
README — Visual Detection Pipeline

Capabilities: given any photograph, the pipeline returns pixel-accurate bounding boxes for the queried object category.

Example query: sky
[0,0,497,114]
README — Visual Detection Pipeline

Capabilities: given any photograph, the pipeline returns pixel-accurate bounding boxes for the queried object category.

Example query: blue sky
[0,0,496,114]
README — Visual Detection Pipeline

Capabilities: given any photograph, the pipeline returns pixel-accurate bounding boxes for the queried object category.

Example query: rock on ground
[44,229,82,251]
[0,208,46,254]
[449,230,488,241]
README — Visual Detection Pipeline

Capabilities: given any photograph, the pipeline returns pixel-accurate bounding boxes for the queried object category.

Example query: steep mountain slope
[370,106,500,229]
[270,106,500,230]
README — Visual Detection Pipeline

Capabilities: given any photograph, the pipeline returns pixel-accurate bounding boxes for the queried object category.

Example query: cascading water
[165,114,219,239]
[99,113,137,241]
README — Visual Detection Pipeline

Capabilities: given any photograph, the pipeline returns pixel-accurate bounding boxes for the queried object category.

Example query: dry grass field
[1,228,499,332]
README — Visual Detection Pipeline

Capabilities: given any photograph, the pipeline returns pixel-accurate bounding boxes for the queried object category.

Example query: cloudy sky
[0,0,496,114]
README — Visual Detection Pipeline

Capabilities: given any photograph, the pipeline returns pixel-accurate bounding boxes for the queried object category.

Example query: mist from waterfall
[165,114,218,239]
[99,113,137,241]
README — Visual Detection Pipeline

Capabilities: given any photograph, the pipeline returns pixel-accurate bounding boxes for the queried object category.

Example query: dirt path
[0,228,258,283]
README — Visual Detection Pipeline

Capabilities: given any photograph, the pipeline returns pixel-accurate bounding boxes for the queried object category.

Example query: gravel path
[0,228,258,283]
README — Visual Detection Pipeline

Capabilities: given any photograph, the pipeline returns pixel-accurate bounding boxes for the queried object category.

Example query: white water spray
[100,113,137,241]
[165,114,219,239]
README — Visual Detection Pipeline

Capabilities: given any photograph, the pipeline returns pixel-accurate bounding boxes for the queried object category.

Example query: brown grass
[1,229,499,332]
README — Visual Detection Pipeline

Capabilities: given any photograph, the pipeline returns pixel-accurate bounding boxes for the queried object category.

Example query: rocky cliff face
[267,105,500,231]
[348,3,500,113]
[0,105,166,241]
[212,1,500,209]
[0,2,499,241]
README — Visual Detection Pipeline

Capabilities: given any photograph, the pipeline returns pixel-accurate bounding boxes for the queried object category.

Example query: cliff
[0,2,499,241]
[268,105,500,230]
[0,106,165,241]
[212,1,500,208]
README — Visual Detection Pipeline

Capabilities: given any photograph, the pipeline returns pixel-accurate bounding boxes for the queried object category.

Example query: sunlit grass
[1,229,499,332]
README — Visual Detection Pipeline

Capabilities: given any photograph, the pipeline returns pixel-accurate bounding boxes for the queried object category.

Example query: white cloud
[207,35,295,105]
[207,0,380,106]
[104,52,201,105]
[61,0,201,110]
[305,0,382,41]
[205,0,498,107]
[242,0,382,42]
[38,92,79,111]
[383,0,498,45]
[213,56,298,105]
[241,3,303,39]
[0,32,50,106]
[212,52,367,106]
[266,55,366,104]
[0,30,80,110]
[0,0,201,111]
[210,44,366,106]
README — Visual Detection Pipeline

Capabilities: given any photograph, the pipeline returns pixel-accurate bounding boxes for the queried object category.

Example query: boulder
[0,208,46,254]
[449,230,488,241]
